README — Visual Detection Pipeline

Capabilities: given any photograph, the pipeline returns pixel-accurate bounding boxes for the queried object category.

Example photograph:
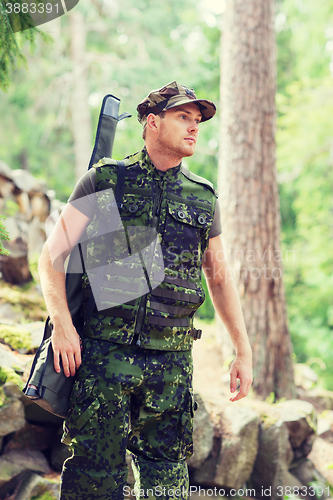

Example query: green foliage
[31,492,57,500]
[0,366,24,389]
[0,324,32,351]
[0,282,47,322]
[0,215,10,256]
[0,0,52,91]
[276,0,333,388]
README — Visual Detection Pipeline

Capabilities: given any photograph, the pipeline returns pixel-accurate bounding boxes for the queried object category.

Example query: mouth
[185,137,196,145]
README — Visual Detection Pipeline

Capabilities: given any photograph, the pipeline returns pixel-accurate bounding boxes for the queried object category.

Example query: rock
[0,238,33,284]
[0,303,22,324]
[0,342,29,373]
[11,169,45,193]
[191,404,259,489]
[4,421,58,453]
[274,400,317,458]
[3,382,24,399]
[317,410,333,441]
[50,439,72,472]
[308,437,333,487]
[295,363,318,390]
[251,417,297,497]
[0,398,26,436]
[17,321,44,350]
[9,471,59,500]
[214,405,259,488]
[0,160,14,181]
[187,393,214,469]
[290,458,330,497]
[0,450,51,491]
[0,324,33,353]
[300,388,333,411]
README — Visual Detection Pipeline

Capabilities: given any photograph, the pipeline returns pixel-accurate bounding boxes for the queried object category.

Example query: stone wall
[0,160,52,284]
[1,322,333,500]
[1,313,333,499]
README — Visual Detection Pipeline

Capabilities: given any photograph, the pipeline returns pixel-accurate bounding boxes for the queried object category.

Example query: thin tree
[219,0,296,400]
[69,11,92,181]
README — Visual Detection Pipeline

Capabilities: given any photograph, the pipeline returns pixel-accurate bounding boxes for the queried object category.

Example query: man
[39,81,252,500]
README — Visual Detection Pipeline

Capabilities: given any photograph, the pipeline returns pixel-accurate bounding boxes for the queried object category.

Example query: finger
[230,391,245,402]
[53,349,61,374]
[229,369,237,394]
[61,353,71,378]
[67,353,77,377]
[75,347,82,369]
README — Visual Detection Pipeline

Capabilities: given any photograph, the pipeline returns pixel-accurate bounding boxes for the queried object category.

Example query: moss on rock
[0,282,47,323]
[0,366,24,390]
[0,324,32,351]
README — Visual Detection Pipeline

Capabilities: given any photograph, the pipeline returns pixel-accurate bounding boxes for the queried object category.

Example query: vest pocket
[166,200,213,229]
[164,199,213,256]
[62,377,100,454]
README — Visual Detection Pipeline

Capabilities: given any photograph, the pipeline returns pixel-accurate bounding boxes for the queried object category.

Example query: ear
[146,113,160,134]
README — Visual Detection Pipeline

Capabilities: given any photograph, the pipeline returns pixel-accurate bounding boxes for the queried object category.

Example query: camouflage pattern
[83,147,217,351]
[60,337,193,500]
[137,81,216,125]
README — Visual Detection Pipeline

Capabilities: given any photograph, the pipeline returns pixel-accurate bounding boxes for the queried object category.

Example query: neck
[145,143,182,171]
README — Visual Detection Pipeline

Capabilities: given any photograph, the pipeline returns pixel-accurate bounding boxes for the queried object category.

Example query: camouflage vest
[82,148,218,351]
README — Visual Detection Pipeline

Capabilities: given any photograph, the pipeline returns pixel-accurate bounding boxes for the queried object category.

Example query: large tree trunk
[219,0,296,400]
[70,11,92,181]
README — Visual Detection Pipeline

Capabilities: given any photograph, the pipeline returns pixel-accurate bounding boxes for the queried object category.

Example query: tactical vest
[82,148,218,351]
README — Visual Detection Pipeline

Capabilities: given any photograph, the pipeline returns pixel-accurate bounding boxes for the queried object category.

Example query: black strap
[162,275,197,290]
[149,317,190,328]
[114,161,126,209]
[95,307,134,321]
[151,287,201,304]
[150,301,193,316]
[190,328,202,340]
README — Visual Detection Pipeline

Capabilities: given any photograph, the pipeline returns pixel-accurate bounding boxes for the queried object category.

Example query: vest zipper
[134,178,164,345]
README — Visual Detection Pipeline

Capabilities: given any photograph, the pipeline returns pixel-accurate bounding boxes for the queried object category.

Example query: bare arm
[39,204,91,377]
[203,235,253,401]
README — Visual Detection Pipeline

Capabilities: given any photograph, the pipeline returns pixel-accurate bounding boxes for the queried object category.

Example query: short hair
[142,111,166,140]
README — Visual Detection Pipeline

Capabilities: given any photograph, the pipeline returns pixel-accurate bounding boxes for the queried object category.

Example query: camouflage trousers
[60,338,194,500]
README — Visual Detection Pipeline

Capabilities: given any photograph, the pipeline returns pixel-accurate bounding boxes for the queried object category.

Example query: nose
[188,120,199,133]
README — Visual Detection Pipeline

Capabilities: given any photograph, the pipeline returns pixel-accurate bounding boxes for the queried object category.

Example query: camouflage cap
[137,81,216,125]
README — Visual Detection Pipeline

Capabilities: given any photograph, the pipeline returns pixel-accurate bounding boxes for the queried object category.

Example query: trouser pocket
[62,377,100,454]
[180,390,194,460]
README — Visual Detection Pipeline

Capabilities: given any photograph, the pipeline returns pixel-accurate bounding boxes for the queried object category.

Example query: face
[154,102,202,160]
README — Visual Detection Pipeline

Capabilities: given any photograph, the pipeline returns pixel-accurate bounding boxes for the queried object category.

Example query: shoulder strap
[180,164,218,197]
[114,161,126,208]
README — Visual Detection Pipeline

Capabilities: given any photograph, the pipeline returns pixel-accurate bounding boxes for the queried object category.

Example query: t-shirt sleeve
[209,199,222,238]
[67,169,96,219]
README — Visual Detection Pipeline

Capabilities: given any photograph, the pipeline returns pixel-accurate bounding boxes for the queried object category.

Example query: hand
[51,322,82,377]
[229,353,253,402]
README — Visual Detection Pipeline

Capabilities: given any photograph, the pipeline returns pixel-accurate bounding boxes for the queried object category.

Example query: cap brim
[164,98,216,122]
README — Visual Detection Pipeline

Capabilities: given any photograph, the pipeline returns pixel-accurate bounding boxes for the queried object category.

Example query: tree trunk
[69,11,92,181]
[218,0,296,400]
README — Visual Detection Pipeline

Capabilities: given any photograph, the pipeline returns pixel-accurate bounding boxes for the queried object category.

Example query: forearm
[207,278,252,357]
[39,243,73,329]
